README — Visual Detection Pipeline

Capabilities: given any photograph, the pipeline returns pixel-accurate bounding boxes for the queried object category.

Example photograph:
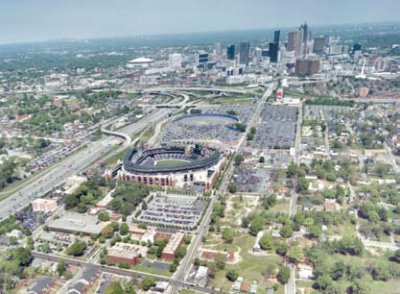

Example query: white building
[168,53,183,69]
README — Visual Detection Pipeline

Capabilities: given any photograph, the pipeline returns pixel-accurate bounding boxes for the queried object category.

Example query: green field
[155,159,189,167]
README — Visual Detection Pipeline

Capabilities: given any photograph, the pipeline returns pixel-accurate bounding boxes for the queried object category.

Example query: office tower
[254,47,262,65]
[295,27,304,58]
[295,58,320,75]
[269,42,279,63]
[239,42,250,66]
[261,49,269,57]
[352,43,362,53]
[168,53,183,68]
[313,36,325,54]
[227,44,235,60]
[197,51,209,65]
[298,22,310,56]
[274,30,280,45]
[287,31,297,52]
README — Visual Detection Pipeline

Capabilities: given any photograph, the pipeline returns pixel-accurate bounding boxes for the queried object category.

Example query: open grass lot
[210,234,283,293]
[132,264,172,277]
[212,97,254,105]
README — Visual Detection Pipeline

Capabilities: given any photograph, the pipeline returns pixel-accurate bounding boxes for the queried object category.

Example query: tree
[297,177,310,192]
[313,274,334,291]
[174,246,187,260]
[249,216,264,236]
[56,260,67,276]
[259,156,265,163]
[259,235,274,251]
[226,270,239,281]
[228,184,237,194]
[141,277,156,291]
[349,279,370,294]
[66,240,87,256]
[287,162,298,178]
[280,225,293,238]
[119,223,129,236]
[277,266,290,284]
[234,154,244,166]
[222,228,235,243]
[98,212,110,222]
[330,261,346,281]
[275,242,288,256]
[287,247,304,263]
[101,225,115,239]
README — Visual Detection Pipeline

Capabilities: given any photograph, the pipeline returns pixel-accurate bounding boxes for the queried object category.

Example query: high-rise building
[269,42,279,63]
[295,28,304,58]
[287,31,297,52]
[239,42,250,66]
[295,58,320,75]
[297,22,311,56]
[168,53,183,68]
[313,36,325,54]
[227,44,235,60]
[197,52,209,66]
[254,47,262,65]
[274,30,280,45]
[352,43,362,53]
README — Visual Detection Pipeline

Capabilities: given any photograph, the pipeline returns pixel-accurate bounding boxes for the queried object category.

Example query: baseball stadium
[116,145,225,190]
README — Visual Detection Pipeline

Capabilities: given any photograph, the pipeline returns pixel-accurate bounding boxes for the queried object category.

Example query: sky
[0,0,399,44]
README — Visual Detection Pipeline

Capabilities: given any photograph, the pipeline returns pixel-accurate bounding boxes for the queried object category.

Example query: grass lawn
[213,97,254,105]
[132,264,172,277]
[210,234,283,292]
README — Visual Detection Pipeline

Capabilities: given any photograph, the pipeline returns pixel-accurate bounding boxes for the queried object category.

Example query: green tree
[249,216,264,236]
[259,234,274,251]
[222,228,235,243]
[98,212,110,222]
[66,240,87,256]
[277,266,290,284]
[119,223,129,236]
[56,260,67,276]
[280,225,293,238]
[226,270,239,281]
[141,277,156,291]
[330,261,346,281]
[287,247,304,263]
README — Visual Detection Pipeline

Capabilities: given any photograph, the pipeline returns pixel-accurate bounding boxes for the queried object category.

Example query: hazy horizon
[1,0,400,45]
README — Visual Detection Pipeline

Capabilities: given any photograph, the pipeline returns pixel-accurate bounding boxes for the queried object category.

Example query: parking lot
[160,104,256,145]
[250,105,298,149]
[135,193,208,230]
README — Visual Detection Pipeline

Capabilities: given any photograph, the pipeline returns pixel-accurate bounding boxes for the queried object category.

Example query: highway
[0,108,170,220]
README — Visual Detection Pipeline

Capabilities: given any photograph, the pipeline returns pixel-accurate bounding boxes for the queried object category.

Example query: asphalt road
[0,108,169,220]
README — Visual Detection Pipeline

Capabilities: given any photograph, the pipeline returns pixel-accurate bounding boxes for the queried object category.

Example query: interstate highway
[0,108,171,220]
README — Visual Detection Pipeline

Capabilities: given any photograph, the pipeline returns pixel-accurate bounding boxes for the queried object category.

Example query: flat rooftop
[107,242,148,259]
[48,212,108,235]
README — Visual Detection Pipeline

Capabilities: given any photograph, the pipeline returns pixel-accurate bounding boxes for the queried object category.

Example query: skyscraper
[269,42,279,63]
[313,36,325,54]
[274,30,280,45]
[300,22,311,56]
[227,44,235,60]
[287,31,297,52]
[239,42,250,66]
